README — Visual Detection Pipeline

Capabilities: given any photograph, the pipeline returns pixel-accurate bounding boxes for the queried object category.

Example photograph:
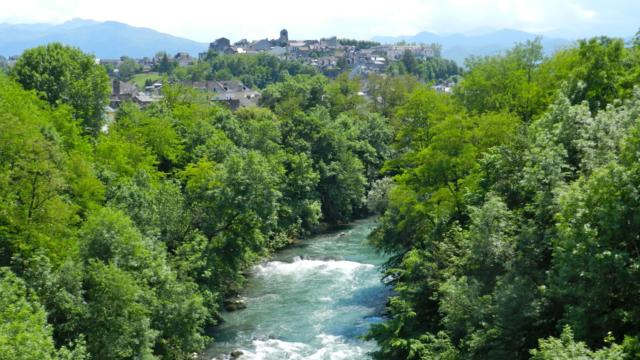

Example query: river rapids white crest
[204,219,389,360]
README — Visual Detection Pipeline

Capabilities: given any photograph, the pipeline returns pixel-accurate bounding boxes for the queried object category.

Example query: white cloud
[0,0,635,41]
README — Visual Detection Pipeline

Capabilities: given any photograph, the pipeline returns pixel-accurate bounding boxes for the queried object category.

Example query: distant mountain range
[1,20,577,65]
[0,18,208,58]
[373,29,574,65]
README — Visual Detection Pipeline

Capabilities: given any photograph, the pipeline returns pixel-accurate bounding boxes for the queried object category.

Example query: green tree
[402,49,419,74]
[456,38,551,121]
[12,43,110,134]
[83,261,156,360]
[0,268,57,360]
[552,163,640,345]
[157,52,174,74]
[117,58,142,82]
[0,55,7,73]
[530,326,624,360]
[567,37,626,112]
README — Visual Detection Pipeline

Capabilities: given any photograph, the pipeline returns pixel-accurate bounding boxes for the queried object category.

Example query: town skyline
[2,0,638,42]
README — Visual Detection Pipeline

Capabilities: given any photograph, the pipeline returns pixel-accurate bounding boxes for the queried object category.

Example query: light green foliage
[456,38,551,121]
[565,37,626,112]
[367,177,393,214]
[0,268,56,360]
[0,75,98,265]
[367,73,420,117]
[391,86,455,156]
[553,162,640,344]
[11,43,110,134]
[113,103,185,166]
[324,73,366,116]
[261,74,328,115]
[0,43,391,359]
[95,130,158,183]
[530,326,624,360]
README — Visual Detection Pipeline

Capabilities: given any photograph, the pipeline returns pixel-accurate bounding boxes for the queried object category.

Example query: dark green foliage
[338,38,381,49]
[14,32,640,359]
[83,261,156,360]
[156,52,175,74]
[566,37,626,112]
[369,35,640,360]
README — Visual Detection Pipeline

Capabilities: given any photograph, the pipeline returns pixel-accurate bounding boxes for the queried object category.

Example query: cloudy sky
[1,0,638,41]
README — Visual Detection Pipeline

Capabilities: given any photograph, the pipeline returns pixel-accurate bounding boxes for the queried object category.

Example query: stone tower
[279,29,289,46]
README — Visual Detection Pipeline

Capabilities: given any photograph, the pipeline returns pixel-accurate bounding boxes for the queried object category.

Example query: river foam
[254,258,375,278]
[213,333,372,360]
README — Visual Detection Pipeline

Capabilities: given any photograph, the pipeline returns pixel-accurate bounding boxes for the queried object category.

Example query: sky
[1,0,638,42]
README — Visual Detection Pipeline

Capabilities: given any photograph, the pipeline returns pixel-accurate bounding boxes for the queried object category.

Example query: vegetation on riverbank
[367,34,640,359]
[3,30,640,360]
[0,44,393,359]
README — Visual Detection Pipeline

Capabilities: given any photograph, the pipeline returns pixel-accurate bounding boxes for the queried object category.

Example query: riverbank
[202,217,389,360]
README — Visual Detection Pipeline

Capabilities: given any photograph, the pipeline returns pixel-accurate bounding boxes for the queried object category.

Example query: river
[202,217,389,360]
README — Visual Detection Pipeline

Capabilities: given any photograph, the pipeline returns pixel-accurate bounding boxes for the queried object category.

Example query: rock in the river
[223,297,247,311]
[230,350,244,358]
[212,311,225,324]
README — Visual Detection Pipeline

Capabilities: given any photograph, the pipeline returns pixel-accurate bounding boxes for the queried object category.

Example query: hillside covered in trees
[0,44,391,359]
[1,30,640,360]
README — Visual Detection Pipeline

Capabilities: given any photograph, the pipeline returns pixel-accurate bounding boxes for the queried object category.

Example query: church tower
[279,29,289,46]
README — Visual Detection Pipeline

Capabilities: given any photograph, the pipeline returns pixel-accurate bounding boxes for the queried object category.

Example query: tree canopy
[4,30,640,359]
[11,43,110,134]
[367,33,640,360]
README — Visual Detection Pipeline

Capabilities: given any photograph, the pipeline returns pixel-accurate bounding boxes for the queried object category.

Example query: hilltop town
[205,29,440,75]
[99,29,458,115]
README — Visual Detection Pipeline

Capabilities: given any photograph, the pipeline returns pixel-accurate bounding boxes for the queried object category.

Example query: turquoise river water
[203,217,390,360]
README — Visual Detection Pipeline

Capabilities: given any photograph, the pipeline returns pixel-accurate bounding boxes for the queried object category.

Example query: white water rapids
[203,218,389,360]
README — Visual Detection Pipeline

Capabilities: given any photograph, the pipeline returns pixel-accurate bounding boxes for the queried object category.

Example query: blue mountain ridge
[0,18,207,58]
[1,20,579,64]
[373,29,573,64]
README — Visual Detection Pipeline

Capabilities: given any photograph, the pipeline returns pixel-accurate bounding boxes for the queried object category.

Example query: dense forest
[0,44,391,359]
[1,31,640,360]
[367,34,640,359]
